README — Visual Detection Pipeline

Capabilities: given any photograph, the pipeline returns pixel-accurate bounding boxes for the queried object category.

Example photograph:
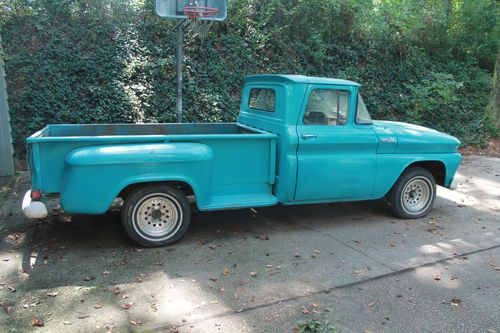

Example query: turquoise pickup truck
[23,75,461,246]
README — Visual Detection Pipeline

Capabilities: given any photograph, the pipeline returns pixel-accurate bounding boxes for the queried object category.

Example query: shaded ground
[0,156,499,332]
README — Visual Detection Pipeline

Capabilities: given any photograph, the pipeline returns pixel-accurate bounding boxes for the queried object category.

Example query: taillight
[31,190,42,200]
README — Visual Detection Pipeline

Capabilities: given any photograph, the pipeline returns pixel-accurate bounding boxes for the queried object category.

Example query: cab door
[294,85,378,201]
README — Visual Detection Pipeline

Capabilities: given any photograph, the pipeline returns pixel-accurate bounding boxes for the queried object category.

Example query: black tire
[121,184,191,247]
[387,167,436,219]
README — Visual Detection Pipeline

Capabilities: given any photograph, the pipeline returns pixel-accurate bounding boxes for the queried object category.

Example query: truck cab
[23,74,461,247]
[239,74,460,205]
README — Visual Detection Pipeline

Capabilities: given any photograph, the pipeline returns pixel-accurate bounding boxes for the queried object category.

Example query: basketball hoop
[184,6,219,19]
[184,6,218,42]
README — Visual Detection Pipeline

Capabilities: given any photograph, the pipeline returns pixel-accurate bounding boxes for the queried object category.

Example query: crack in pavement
[151,243,500,332]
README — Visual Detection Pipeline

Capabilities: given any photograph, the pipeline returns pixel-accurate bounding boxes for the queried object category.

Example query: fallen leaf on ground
[311,303,319,308]
[433,275,441,281]
[77,314,90,319]
[301,307,309,314]
[47,291,59,297]
[150,303,158,312]
[93,304,103,309]
[122,302,134,310]
[63,321,71,325]
[83,276,95,281]
[488,260,500,271]
[450,297,461,306]
[368,300,376,307]
[130,320,142,326]
[102,270,110,275]
[31,319,44,327]
[113,287,122,295]
[209,277,218,281]
[8,286,15,292]
[352,270,361,275]
[223,267,230,275]
[250,271,257,277]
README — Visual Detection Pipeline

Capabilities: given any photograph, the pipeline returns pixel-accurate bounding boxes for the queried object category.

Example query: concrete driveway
[0,156,499,332]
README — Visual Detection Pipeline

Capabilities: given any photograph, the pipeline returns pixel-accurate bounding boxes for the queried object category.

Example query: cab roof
[245,74,360,87]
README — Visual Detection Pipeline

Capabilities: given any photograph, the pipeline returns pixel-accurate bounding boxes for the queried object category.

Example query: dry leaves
[250,271,257,277]
[130,320,142,326]
[83,275,95,281]
[47,291,59,297]
[223,267,230,276]
[113,286,122,295]
[31,319,44,327]
[450,297,461,306]
[122,302,134,310]
[150,303,158,312]
[93,303,103,309]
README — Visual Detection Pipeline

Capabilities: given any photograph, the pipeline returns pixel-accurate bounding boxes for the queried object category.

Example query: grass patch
[294,319,339,333]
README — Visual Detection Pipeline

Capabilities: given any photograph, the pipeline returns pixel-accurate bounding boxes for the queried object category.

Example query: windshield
[356,94,372,124]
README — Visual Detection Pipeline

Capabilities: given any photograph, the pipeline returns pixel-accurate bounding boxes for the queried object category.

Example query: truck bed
[32,123,257,137]
[27,123,277,213]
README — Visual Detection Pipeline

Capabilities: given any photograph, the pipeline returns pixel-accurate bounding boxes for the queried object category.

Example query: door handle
[301,134,318,139]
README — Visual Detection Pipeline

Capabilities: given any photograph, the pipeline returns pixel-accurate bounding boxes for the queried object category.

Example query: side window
[249,88,276,112]
[356,94,372,124]
[303,89,349,125]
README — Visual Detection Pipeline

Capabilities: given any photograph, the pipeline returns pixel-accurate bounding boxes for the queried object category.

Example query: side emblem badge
[380,137,397,143]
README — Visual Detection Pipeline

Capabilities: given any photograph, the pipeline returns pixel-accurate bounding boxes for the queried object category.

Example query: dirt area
[460,138,500,157]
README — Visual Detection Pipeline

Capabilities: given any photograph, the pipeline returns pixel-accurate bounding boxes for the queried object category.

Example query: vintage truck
[22,75,461,246]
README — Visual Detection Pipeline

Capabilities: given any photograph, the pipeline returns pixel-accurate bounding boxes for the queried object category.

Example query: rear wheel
[387,167,436,219]
[121,185,191,247]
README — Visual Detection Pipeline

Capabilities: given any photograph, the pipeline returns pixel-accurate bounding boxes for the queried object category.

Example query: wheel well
[118,181,195,200]
[406,161,446,186]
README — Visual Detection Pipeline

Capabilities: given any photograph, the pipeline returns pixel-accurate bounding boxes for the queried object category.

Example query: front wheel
[387,167,436,219]
[121,185,191,247]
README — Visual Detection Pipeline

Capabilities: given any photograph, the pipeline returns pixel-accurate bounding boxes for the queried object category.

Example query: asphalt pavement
[0,155,498,332]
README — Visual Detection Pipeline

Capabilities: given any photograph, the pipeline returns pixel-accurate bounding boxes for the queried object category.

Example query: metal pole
[175,22,184,123]
[0,34,14,176]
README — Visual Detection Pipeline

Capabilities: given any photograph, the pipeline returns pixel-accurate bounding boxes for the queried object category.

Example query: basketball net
[186,19,214,42]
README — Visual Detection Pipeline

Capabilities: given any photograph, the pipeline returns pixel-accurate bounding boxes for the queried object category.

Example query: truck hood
[372,120,461,154]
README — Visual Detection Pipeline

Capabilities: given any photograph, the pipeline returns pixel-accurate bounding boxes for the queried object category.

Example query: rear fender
[60,142,213,214]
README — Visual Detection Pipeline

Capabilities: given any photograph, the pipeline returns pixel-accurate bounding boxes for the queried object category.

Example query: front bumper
[22,190,48,219]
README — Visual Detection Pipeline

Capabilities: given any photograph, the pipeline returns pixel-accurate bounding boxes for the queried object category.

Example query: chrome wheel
[132,193,182,242]
[401,176,433,215]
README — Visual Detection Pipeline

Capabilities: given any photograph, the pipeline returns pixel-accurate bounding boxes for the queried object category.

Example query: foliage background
[0,0,498,155]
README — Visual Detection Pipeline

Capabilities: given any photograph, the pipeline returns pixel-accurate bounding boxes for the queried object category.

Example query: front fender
[373,153,461,198]
[61,142,213,214]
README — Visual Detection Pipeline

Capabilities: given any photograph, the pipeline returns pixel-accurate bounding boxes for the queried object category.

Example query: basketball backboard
[155,0,227,21]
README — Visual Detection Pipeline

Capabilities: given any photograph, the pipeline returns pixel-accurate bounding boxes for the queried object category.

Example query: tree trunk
[486,50,500,132]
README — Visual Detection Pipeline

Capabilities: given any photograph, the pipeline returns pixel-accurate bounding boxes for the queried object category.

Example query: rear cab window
[249,88,276,112]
